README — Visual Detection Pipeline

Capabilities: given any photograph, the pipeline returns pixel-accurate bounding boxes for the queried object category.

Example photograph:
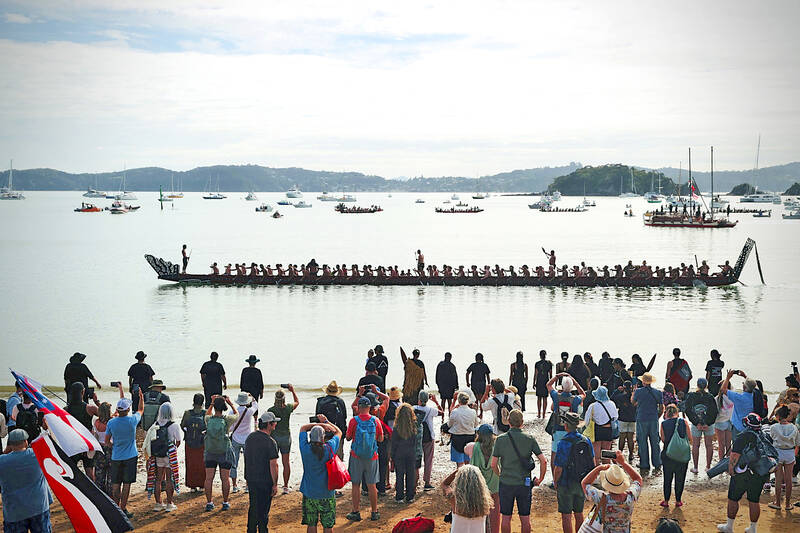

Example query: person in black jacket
[315,381,348,459]
[684,378,719,473]
[435,352,459,414]
[598,351,614,385]
[611,381,637,462]
[240,355,264,401]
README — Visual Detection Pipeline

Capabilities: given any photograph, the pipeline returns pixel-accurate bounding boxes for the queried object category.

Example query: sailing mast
[711,146,714,218]
[752,133,761,195]
[688,148,693,211]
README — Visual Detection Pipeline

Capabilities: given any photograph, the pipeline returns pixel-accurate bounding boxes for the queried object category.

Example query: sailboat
[245,186,258,201]
[203,176,226,199]
[741,135,780,203]
[83,175,106,198]
[167,174,183,198]
[0,160,25,200]
[620,168,639,198]
[582,181,595,206]
[644,172,661,203]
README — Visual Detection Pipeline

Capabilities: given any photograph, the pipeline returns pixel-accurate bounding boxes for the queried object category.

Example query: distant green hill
[656,162,800,193]
[0,163,581,193]
[729,183,756,196]
[547,164,681,196]
[784,182,800,195]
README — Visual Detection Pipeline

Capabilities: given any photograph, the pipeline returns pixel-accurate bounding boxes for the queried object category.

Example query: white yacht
[317,192,337,201]
[83,188,106,198]
[740,192,780,203]
[0,160,25,200]
[451,193,459,200]
[293,200,312,208]
[286,185,303,198]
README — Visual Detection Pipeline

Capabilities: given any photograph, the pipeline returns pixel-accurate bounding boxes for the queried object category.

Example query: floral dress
[585,481,641,533]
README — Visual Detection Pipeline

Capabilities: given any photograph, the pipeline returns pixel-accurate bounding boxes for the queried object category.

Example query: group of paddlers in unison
[204,248,735,280]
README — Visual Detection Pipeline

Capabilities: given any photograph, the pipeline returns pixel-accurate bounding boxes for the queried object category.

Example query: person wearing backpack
[6,383,23,431]
[482,379,517,435]
[553,412,594,533]
[490,409,547,533]
[684,378,719,474]
[345,395,384,522]
[659,404,692,508]
[299,417,343,533]
[180,393,207,492]
[665,347,692,395]
[546,373,585,479]
[106,389,145,519]
[141,379,170,431]
[11,393,44,442]
[127,350,155,413]
[203,394,239,512]
[584,386,619,465]
[316,381,348,459]
[717,413,773,533]
[145,402,183,512]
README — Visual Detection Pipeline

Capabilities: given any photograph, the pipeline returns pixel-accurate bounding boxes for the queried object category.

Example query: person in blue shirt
[106,389,144,519]
[6,384,22,430]
[632,373,663,471]
[546,372,585,478]
[0,429,53,533]
[720,369,757,439]
[553,412,594,533]
[299,415,343,533]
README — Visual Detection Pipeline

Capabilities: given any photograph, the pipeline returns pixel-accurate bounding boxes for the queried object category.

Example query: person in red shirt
[345,396,384,522]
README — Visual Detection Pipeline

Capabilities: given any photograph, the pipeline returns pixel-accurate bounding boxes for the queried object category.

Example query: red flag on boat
[31,434,133,533]
[11,370,101,457]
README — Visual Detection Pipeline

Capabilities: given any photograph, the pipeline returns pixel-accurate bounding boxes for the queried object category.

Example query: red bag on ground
[325,443,350,490]
[392,514,435,533]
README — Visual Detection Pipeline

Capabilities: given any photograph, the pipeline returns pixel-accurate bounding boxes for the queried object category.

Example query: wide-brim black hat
[70,352,86,363]
[245,355,260,364]
[135,351,147,360]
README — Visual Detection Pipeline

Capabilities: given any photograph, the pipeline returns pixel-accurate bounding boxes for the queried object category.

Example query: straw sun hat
[601,464,632,494]
[323,381,343,396]
[640,373,656,384]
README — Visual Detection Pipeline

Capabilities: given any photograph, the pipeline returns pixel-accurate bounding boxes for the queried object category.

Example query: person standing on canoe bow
[416,250,425,276]
[542,248,556,270]
[182,244,189,274]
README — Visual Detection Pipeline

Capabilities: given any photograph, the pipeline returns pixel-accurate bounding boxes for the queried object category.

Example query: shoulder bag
[578,493,606,533]
[325,442,350,490]
[597,401,620,440]
[507,431,536,473]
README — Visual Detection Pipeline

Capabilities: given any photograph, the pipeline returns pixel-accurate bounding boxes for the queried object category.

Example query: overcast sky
[0,1,798,176]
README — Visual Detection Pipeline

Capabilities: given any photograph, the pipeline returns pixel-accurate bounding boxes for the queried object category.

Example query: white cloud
[0,1,798,175]
[4,12,32,23]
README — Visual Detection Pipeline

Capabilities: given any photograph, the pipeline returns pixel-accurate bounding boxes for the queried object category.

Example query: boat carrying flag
[11,370,101,457]
[31,434,133,533]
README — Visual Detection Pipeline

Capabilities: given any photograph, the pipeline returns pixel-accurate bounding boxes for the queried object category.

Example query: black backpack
[183,411,206,449]
[752,389,768,418]
[317,396,344,429]
[493,395,512,433]
[562,435,595,484]
[151,421,173,458]
[16,404,42,440]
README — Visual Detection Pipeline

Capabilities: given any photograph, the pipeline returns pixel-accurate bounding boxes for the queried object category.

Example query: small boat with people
[456,201,469,207]
[415,199,425,204]
[107,199,140,213]
[783,210,800,220]
[245,191,258,201]
[272,211,283,218]
[435,206,484,213]
[335,203,382,214]
[144,238,758,289]
[255,203,273,212]
[74,203,102,212]
[472,193,486,200]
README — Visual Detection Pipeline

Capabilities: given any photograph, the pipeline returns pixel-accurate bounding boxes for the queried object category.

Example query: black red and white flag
[31,434,133,533]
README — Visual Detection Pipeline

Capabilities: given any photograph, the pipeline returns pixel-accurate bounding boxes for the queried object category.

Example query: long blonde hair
[393,403,417,440]
[453,465,494,518]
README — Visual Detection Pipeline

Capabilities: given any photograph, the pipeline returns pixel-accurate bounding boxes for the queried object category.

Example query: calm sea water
[1,192,798,395]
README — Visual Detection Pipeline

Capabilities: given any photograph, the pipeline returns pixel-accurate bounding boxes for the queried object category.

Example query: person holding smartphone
[268,384,299,494]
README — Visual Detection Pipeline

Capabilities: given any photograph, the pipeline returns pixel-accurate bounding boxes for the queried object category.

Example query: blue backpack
[352,416,378,459]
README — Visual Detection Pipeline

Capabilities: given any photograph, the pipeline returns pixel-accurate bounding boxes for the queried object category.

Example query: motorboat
[277,200,292,206]
[783,209,800,220]
[0,160,25,200]
[752,210,771,218]
[451,194,460,200]
[740,192,780,203]
[583,198,596,207]
[245,191,258,201]
[108,199,140,212]
[286,185,303,198]
[471,193,486,200]
[255,203,273,212]
[644,192,661,203]
[783,198,800,208]
[109,204,128,214]
[317,192,337,201]
[293,200,312,208]
[272,211,283,218]
[74,203,102,212]
[415,199,425,203]
[203,192,226,200]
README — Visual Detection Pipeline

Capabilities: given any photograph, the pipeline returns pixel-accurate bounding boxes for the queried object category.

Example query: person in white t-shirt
[584,386,619,464]
[480,380,516,435]
[230,392,258,493]
[449,392,479,467]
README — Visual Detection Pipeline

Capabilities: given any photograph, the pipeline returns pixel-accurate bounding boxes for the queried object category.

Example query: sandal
[768,503,781,510]
[786,505,793,511]
[659,500,669,508]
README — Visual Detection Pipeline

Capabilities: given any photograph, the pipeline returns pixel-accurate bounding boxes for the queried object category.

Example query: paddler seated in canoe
[698,260,710,276]
[224,263,233,275]
[586,266,598,279]
[623,260,636,277]
[533,265,544,277]
[493,264,504,277]
[713,260,733,277]
[508,265,517,277]
[210,262,220,275]
[519,265,530,277]
[571,265,581,277]
[481,265,492,279]
[275,264,285,276]
[679,263,688,276]
[613,264,623,278]
[391,266,400,277]
[469,265,479,277]
[685,264,696,278]
[601,266,610,278]
[443,265,453,277]
[321,264,331,276]
[351,264,360,277]
[248,262,259,276]
[456,265,466,277]
[261,264,273,276]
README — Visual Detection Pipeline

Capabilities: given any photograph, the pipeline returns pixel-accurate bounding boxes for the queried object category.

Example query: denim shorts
[691,424,715,437]
[714,420,732,431]
[450,444,470,464]
[777,448,796,465]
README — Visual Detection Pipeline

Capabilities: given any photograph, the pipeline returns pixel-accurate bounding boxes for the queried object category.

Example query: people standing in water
[435,352,459,414]
[533,350,552,419]
[400,347,428,405]
[181,244,189,274]
[509,352,528,412]
[466,353,491,417]
[665,348,692,396]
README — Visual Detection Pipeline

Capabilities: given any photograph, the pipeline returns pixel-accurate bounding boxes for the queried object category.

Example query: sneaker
[346,511,362,522]
[282,486,290,495]
[221,502,230,511]
[744,525,757,533]
[370,511,380,521]
[335,491,344,498]
[690,467,698,474]
[232,486,239,493]
[153,503,166,511]
[245,487,249,493]
[716,525,733,533]
[424,484,435,491]
[394,496,404,503]
[204,503,214,512]
[165,504,177,512]
[405,498,414,504]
